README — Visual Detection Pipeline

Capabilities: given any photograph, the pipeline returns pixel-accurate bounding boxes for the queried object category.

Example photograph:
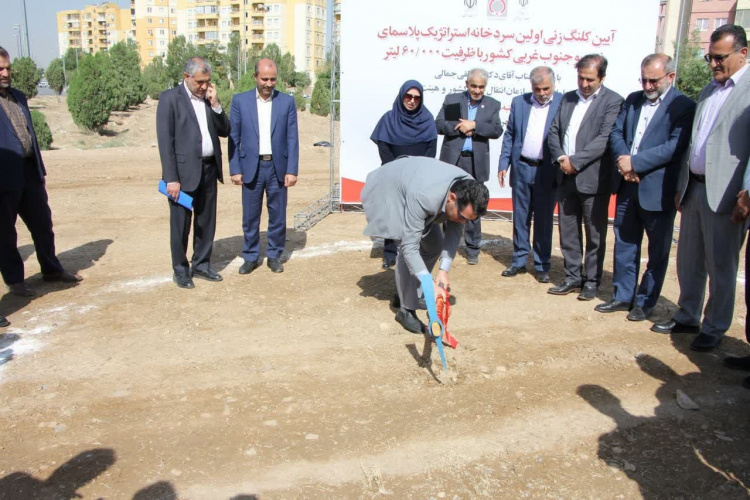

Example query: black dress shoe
[724,355,750,371]
[536,272,550,283]
[502,265,526,277]
[627,306,652,322]
[650,318,700,334]
[192,268,223,282]
[690,333,722,352]
[395,307,424,334]
[595,299,630,313]
[0,316,9,328]
[267,258,284,273]
[43,270,83,283]
[239,260,260,275]
[173,274,195,289]
[577,284,597,301]
[547,281,581,295]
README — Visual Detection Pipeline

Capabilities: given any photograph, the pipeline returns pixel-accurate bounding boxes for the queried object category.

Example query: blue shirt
[461,98,480,152]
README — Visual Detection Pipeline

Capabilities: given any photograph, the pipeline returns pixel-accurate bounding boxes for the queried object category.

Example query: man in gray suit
[547,54,624,301]
[157,57,230,289]
[652,25,750,352]
[435,68,503,265]
[361,157,490,333]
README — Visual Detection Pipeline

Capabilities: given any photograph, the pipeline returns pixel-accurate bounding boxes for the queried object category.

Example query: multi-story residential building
[735,0,750,30]
[265,0,327,78]
[133,0,178,65]
[57,2,133,57]
[657,0,738,55]
[333,0,341,44]
[177,0,264,53]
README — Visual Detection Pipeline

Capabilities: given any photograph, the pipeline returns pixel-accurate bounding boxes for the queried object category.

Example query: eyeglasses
[704,48,742,64]
[404,93,421,102]
[457,210,476,223]
[638,74,669,85]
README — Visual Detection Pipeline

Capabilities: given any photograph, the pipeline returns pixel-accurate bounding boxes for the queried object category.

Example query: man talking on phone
[157,56,230,289]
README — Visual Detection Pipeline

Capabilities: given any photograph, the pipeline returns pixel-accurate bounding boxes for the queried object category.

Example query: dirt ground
[1,96,749,499]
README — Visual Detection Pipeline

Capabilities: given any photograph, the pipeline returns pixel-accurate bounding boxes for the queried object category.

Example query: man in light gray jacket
[361,157,490,333]
[652,24,750,353]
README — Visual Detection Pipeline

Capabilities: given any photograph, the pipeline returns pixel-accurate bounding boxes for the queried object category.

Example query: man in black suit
[157,57,230,289]
[436,68,503,265]
[0,46,82,327]
[547,54,623,301]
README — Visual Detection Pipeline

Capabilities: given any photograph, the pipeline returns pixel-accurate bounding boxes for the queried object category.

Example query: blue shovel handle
[419,274,448,371]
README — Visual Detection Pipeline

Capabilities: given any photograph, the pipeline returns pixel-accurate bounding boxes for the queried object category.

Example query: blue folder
[158,180,193,210]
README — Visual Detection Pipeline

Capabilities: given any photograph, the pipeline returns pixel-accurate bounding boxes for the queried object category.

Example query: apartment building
[657,0,738,55]
[57,2,133,56]
[132,0,178,65]
[177,0,265,53]
[265,0,327,78]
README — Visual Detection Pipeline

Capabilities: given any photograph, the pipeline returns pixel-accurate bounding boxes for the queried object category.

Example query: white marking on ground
[104,276,172,293]
[291,240,378,259]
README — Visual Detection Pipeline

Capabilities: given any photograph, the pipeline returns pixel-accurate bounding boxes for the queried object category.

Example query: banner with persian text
[339,0,660,209]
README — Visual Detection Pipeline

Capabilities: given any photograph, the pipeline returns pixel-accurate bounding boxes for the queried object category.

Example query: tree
[196,42,229,82]
[260,43,282,66]
[46,58,66,99]
[165,35,195,87]
[63,48,79,74]
[226,32,243,84]
[30,110,52,150]
[12,57,41,99]
[310,47,339,118]
[676,31,712,101]
[294,91,306,112]
[289,71,311,90]
[143,56,171,100]
[109,40,147,110]
[67,52,115,131]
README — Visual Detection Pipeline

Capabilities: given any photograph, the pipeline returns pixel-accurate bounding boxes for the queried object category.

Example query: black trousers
[456,154,482,257]
[169,159,218,276]
[557,176,609,286]
[0,158,63,285]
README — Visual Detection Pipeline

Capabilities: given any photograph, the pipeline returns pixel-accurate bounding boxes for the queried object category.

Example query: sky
[1,0,131,69]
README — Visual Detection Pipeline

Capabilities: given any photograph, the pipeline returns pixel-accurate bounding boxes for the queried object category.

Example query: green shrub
[67,53,115,131]
[30,110,52,150]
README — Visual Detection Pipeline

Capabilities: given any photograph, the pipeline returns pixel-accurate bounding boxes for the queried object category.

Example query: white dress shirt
[631,87,669,155]
[520,94,554,161]
[562,87,602,156]
[257,91,273,155]
[184,81,222,158]
[689,63,748,175]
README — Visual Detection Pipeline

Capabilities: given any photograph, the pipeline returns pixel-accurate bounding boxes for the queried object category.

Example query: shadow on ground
[578,334,750,498]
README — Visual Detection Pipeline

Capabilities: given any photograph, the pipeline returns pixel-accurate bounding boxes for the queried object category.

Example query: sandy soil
[0,96,749,499]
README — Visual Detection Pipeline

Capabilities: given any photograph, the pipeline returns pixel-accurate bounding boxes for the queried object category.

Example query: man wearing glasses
[361,157,489,333]
[652,25,750,353]
[596,54,695,322]
[435,68,503,266]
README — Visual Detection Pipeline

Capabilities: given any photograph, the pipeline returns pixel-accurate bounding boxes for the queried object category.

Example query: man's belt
[690,172,706,183]
[520,155,543,167]
[260,154,273,161]
[459,150,473,157]
[201,156,216,164]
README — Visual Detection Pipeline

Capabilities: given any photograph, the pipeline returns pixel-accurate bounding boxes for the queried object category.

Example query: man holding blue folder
[157,57,230,289]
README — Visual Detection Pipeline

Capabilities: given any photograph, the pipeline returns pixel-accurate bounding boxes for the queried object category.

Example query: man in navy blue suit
[498,66,562,283]
[0,47,82,327]
[229,58,299,274]
[597,53,695,321]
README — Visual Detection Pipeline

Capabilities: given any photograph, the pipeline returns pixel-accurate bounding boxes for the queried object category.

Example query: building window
[148,40,153,45]
[148,29,153,35]
[695,18,709,31]
[149,51,154,56]
[159,29,165,35]
[148,18,153,23]
[714,18,728,29]
[159,18,164,24]
[147,7,152,13]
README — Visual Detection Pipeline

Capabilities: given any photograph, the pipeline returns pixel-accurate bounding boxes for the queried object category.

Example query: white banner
[339,0,661,210]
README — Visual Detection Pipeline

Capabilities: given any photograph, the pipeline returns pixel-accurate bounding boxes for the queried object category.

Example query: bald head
[254,58,278,99]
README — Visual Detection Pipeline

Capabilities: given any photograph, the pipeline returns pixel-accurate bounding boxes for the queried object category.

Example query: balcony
[230,8,240,18]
